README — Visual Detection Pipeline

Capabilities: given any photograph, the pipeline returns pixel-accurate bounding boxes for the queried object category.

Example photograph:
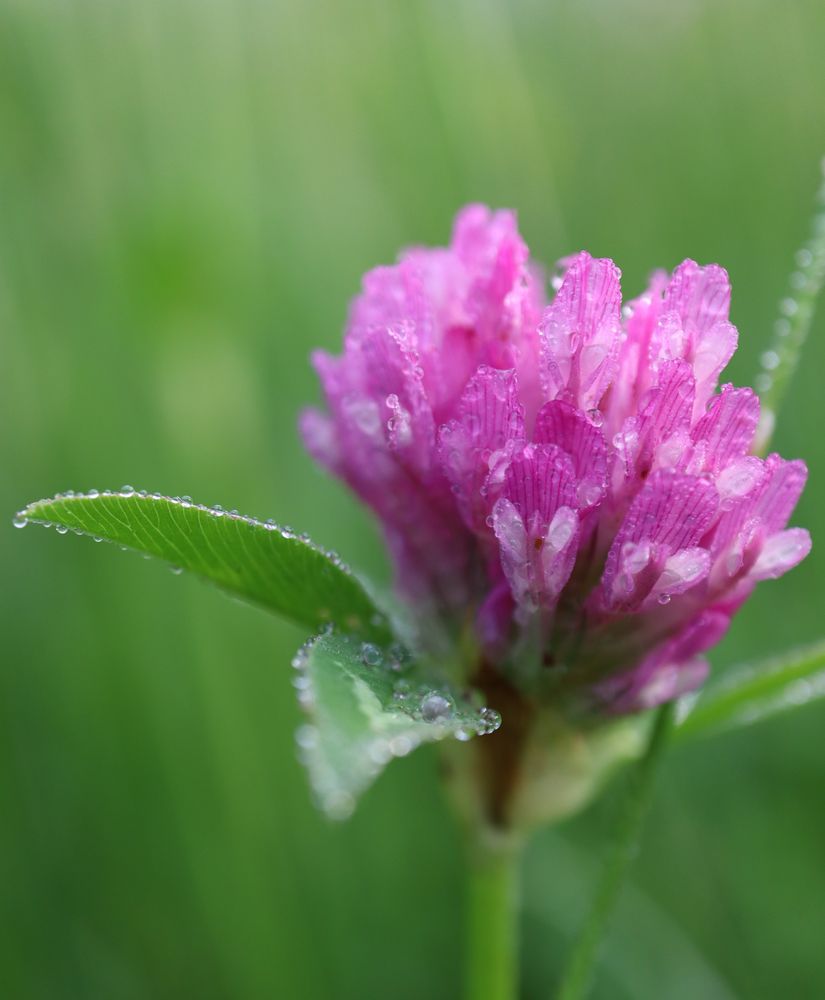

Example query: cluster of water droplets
[15,487,334,549]
[290,634,501,819]
[754,161,825,452]
[13,487,379,617]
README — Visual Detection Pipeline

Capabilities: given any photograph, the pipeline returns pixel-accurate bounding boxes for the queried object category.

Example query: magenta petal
[477,578,516,653]
[614,360,695,483]
[597,471,719,610]
[663,259,731,336]
[598,609,729,712]
[494,443,580,616]
[299,408,342,475]
[690,384,760,470]
[750,527,812,581]
[655,260,738,411]
[533,399,609,509]
[752,455,809,533]
[539,252,622,410]
[438,366,525,530]
[502,443,578,527]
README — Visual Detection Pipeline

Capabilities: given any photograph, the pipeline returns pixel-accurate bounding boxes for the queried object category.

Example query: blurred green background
[2,1,824,997]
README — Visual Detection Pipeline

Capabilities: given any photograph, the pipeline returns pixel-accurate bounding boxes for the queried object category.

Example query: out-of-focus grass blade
[293,630,501,819]
[675,639,825,741]
[754,160,825,453]
[17,490,393,643]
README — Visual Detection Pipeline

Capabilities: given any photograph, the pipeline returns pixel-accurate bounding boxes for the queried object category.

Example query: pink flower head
[301,206,810,714]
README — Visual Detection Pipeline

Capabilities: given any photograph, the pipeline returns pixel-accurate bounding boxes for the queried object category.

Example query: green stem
[466,840,522,1000]
[556,703,675,1000]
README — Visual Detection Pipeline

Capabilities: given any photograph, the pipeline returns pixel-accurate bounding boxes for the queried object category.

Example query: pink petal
[750,527,812,581]
[598,609,729,712]
[539,252,622,410]
[493,443,581,617]
[438,366,525,531]
[502,443,578,527]
[533,399,609,509]
[690,384,760,471]
[597,471,719,610]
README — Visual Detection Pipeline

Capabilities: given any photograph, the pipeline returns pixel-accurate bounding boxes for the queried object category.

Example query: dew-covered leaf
[293,630,501,819]
[754,160,825,453]
[16,491,392,642]
[675,639,825,741]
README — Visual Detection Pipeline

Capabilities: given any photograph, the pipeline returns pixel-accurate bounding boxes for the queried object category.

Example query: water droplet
[586,408,604,428]
[420,692,452,722]
[170,566,183,575]
[576,482,603,508]
[93,536,103,543]
[56,524,69,535]
[760,350,780,371]
[795,248,813,268]
[120,485,135,496]
[476,707,502,735]
[368,740,392,766]
[322,790,355,821]
[780,297,798,317]
[12,513,27,529]
[389,734,414,757]
[295,724,318,750]
[657,592,672,605]
[87,489,99,498]
[360,643,383,667]
[387,642,411,672]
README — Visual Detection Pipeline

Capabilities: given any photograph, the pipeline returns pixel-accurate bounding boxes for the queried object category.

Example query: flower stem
[466,839,522,1000]
[556,702,675,1000]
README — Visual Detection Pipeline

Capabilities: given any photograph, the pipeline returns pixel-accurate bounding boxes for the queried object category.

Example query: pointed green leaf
[675,639,825,741]
[17,490,392,642]
[293,631,501,819]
